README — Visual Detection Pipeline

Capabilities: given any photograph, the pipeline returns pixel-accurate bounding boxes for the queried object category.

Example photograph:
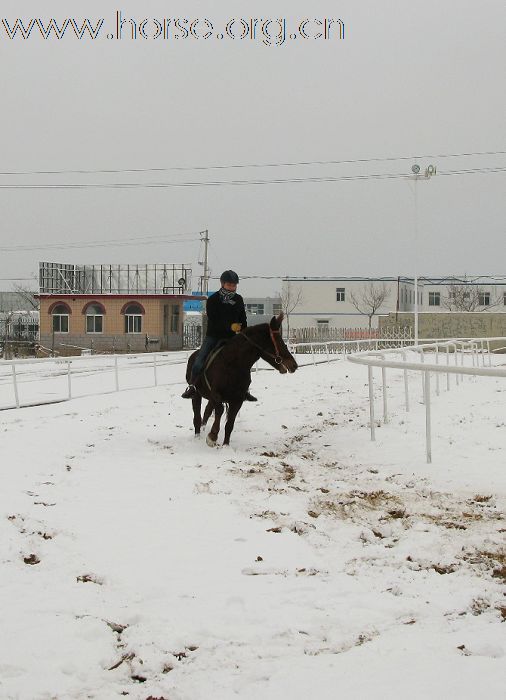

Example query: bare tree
[280,282,303,339]
[441,280,501,312]
[12,282,38,310]
[350,282,390,329]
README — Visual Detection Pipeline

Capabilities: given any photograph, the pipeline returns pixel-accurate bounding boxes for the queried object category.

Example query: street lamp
[410,163,437,345]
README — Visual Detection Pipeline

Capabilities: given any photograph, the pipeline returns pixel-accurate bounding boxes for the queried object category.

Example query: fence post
[114,355,119,391]
[153,353,158,386]
[380,355,388,424]
[435,343,440,397]
[425,371,432,464]
[420,350,425,404]
[310,344,316,366]
[480,339,485,368]
[402,351,409,411]
[11,363,20,409]
[446,345,450,391]
[368,365,376,441]
[487,339,492,367]
[325,343,330,363]
[67,360,72,400]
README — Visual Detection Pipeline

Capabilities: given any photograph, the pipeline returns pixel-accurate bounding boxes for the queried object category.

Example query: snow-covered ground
[1,354,505,699]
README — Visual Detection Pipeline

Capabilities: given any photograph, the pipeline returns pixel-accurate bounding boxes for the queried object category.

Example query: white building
[283,276,506,330]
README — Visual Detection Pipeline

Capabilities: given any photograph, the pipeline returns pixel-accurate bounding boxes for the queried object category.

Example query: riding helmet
[220,270,239,284]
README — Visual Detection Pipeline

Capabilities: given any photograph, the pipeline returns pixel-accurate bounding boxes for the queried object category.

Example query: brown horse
[185,314,298,446]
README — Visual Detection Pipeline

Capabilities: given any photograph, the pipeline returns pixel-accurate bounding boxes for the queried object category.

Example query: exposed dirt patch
[77,573,104,585]
[23,554,40,565]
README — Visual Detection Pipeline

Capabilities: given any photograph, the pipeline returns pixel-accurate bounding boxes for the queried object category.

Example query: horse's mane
[242,322,269,336]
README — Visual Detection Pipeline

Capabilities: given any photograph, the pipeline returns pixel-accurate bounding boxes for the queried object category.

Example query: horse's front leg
[192,395,202,436]
[207,401,224,446]
[223,400,243,446]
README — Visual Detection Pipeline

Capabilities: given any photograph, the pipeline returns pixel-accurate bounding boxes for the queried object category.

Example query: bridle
[239,327,285,366]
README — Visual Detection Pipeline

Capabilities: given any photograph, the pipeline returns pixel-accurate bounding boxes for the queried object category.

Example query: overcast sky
[1,0,505,297]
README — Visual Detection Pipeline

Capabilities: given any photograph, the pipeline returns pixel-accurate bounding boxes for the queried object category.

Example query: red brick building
[38,262,198,355]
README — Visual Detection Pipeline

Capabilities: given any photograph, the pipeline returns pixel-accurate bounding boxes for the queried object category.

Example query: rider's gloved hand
[231,323,242,332]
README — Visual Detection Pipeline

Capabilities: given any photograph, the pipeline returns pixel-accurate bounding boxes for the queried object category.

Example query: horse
[185,313,298,446]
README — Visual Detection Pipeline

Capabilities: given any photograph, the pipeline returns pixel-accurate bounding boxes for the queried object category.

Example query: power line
[0,166,505,191]
[1,149,505,177]
[0,232,201,252]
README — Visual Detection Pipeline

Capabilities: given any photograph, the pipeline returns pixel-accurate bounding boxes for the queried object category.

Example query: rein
[239,327,284,365]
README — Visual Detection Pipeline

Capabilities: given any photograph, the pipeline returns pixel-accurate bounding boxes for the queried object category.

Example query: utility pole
[200,229,210,294]
[410,164,436,345]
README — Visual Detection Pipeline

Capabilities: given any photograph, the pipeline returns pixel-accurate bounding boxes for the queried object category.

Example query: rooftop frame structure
[39,262,192,295]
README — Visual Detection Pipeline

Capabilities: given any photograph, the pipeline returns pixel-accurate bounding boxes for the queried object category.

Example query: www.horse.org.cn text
[0,14,345,46]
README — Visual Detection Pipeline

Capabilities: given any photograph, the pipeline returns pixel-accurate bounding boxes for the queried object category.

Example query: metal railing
[347,337,506,463]
[0,350,189,410]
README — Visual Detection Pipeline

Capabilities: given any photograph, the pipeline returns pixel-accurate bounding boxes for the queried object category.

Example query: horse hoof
[206,434,217,447]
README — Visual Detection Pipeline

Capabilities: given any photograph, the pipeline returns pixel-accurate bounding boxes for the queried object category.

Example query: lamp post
[410,164,436,344]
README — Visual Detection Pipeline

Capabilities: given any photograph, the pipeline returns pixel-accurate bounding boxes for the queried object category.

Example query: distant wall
[379,312,506,351]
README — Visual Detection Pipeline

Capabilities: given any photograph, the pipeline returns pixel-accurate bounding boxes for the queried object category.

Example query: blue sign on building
[183,291,213,312]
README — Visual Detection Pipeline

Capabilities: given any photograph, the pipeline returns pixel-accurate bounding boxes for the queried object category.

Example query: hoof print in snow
[290,521,314,535]
[173,651,187,660]
[162,664,174,673]
[387,509,406,519]
[266,526,282,533]
[307,510,320,519]
[130,675,146,683]
[77,573,103,585]
[256,555,263,561]
[106,621,128,634]
[432,563,458,575]
[186,645,198,652]
[23,554,40,565]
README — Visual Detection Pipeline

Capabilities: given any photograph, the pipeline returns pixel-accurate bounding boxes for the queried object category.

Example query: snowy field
[1,353,505,699]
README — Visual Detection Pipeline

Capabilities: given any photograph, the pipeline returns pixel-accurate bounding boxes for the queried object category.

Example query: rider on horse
[181,270,257,401]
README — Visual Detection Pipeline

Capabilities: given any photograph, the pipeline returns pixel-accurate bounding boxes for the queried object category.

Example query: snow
[0,352,505,699]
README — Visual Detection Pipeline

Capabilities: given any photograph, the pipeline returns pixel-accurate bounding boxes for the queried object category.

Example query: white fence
[347,337,506,463]
[2,337,405,410]
[0,351,189,410]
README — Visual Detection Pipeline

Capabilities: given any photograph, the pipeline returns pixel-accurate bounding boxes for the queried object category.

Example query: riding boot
[181,384,198,399]
[245,391,258,402]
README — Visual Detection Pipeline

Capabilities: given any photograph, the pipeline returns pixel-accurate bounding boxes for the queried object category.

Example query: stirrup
[181,385,198,399]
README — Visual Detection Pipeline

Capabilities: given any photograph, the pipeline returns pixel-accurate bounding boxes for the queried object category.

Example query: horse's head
[268,313,298,374]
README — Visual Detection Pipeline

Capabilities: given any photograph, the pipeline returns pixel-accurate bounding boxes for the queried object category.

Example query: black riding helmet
[220,270,239,284]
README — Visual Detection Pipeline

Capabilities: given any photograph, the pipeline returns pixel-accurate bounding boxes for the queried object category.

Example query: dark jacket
[205,291,247,340]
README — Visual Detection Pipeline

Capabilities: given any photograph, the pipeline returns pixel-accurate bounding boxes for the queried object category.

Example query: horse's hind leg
[202,400,214,427]
[207,401,224,446]
[192,395,202,436]
[223,400,243,446]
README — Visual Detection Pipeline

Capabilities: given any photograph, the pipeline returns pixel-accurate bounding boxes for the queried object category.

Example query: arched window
[51,303,70,333]
[123,303,143,334]
[85,303,104,334]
